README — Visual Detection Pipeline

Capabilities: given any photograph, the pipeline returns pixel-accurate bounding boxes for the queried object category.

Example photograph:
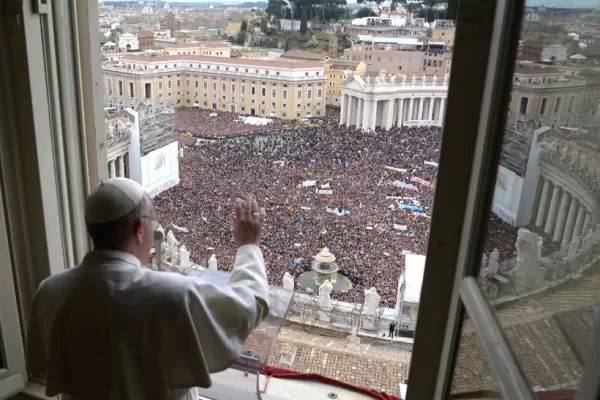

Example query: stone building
[102,54,327,119]
[339,71,448,131]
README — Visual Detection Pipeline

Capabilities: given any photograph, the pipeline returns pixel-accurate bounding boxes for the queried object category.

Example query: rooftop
[514,66,561,75]
[116,54,324,69]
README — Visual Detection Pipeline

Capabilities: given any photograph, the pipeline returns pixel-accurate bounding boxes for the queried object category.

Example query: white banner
[424,161,439,167]
[172,224,189,233]
[302,180,317,187]
[394,224,408,231]
[385,166,407,173]
[317,189,333,195]
[393,181,419,191]
[404,120,440,127]
[320,183,331,189]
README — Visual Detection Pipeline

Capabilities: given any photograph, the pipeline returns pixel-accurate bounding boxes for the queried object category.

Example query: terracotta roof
[514,66,561,75]
[138,31,154,38]
[281,50,328,60]
[327,59,360,67]
[118,54,323,69]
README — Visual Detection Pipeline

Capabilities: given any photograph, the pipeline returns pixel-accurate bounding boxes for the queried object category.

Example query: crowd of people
[155,108,518,307]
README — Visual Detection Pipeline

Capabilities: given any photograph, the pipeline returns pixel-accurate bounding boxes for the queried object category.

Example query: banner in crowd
[385,166,408,174]
[424,161,439,167]
[326,207,350,216]
[172,224,189,233]
[302,180,316,187]
[393,224,408,231]
[398,203,424,212]
[320,183,331,189]
[316,189,333,195]
[410,176,435,188]
[393,180,419,191]
[273,160,285,166]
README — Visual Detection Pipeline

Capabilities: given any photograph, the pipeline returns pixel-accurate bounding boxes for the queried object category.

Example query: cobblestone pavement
[267,324,411,395]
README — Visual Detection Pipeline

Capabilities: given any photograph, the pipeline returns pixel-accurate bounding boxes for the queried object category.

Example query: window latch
[32,0,49,14]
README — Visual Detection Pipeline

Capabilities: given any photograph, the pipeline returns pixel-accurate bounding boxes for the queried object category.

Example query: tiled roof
[514,66,561,75]
[118,54,323,69]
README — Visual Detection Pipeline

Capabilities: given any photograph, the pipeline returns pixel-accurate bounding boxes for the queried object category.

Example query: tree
[235,31,247,45]
[357,0,405,17]
[300,8,308,35]
[355,7,373,18]
[266,0,287,19]
[241,20,248,32]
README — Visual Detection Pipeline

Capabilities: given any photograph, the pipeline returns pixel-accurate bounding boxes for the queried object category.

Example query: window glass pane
[98,2,454,396]
[452,1,600,396]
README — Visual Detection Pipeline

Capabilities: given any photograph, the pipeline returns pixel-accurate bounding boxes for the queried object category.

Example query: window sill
[20,382,53,400]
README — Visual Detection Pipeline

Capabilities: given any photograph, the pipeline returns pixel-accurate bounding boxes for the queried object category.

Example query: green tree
[266,0,287,19]
[356,0,405,17]
[355,7,373,18]
[241,20,248,32]
[235,31,247,45]
[299,8,308,35]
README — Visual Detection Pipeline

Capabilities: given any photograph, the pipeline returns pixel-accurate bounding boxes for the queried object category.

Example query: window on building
[262,88,266,97]
[540,98,548,115]
[283,90,287,99]
[158,81,163,90]
[195,81,199,89]
[568,95,576,113]
[203,81,208,90]
[118,80,123,96]
[252,87,256,95]
[168,80,172,89]
[242,86,246,95]
[554,96,562,113]
[129,82,134,98]
[213,82,217,91]
[186,80,189,88]
[177,79,180,88]
[307,89,312,99]
[519,97,528,114]
[297,90,302,100]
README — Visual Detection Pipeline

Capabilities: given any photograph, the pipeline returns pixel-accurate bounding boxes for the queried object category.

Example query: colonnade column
[408,98,414,122]
[553,191,571,242]
[535,178,552,228]
[573,205,586,239]
[544,185,562,236]
[370,100,378,131]
[385,100,395,130]
[397,98,404,127]
[427,98,434,121]
[356,98,364,130]
[118,155,126,177]
[340,94,347,126]
[583,214,591,234]
[108,160,116,178]
[417,98,424,121]
[561,197,579,246]
[439,98,446,125]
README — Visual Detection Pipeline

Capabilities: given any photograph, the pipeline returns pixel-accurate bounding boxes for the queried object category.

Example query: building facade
[102,55,327,119]
[340,72,448,131]
[226,20,242,36]
[343,37,452,76]
[324,59,366,106]
[508,66,586,128]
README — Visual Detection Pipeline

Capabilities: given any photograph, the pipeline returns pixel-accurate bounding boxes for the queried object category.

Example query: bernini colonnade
[339,72,449,131]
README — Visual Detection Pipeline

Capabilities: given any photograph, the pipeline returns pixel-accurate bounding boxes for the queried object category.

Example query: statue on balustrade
[432,75,438,85]
[365,76,371,85]
[389,74,397,84]
[319,279,333,309]
[376,70,387,85]
[208,254,218,270]
[411,75,417,85]
[511,228,545,291]
[478,254,489,282]
[443,73,449,85]
[570,149,579,166]
[363,287,381,316]
[488,248,500,276]
[179,245,190,269]
[421,74,427,85]
[283,271,294,291]
[402,75,407,85]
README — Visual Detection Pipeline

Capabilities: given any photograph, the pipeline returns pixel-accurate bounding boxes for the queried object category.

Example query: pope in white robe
[27,178,270,400]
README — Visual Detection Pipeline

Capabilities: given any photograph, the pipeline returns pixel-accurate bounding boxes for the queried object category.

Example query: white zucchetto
[85,178,146,224]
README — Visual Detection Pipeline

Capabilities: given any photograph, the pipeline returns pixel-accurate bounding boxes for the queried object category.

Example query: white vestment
[27,245,269,400]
